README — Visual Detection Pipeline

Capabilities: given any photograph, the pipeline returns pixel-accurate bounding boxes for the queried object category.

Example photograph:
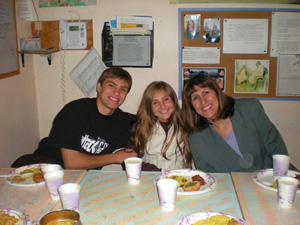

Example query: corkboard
[178,8,300,100]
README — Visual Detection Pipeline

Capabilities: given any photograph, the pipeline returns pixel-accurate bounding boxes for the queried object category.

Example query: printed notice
[70,48,107,97]
[277,54,300,96]
[182,47,220,64]
[16,0,33,21]
[113,35,151,67]
[223,19,268,54]
[271,12,300,57]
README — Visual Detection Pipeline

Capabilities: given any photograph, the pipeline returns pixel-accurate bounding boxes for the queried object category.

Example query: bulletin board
[178,8,300,100]
[0,0,20,79]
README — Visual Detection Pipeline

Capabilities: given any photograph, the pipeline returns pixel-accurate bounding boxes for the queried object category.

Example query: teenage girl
[127,81,191,171]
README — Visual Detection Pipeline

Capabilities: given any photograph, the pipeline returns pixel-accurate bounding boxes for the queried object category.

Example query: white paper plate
[173,211,249,225]
[0,209,32,225]
[252,168,300,193]
[5,163,47,187]
[153,169,216,196]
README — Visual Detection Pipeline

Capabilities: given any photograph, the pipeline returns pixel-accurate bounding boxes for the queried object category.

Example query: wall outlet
[35,21,43,30]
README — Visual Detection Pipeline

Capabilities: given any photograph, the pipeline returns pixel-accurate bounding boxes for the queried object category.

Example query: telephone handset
[59,19,87,49]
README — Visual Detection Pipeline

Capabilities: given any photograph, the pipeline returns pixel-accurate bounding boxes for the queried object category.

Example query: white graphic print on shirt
[81,135,109,154]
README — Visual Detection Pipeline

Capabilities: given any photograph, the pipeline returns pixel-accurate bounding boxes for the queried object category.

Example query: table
[78,170,244,225]
[232,172,300,225]
[0,167,86,224]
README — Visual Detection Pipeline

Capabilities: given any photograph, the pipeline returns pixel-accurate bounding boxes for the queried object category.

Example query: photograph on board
[184,14,201,39]
[203,18,220,43]
[234,59,269,94]
[183,67,226,91]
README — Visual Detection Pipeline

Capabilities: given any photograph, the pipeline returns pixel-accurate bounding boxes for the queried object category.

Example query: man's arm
[61,148,138,169]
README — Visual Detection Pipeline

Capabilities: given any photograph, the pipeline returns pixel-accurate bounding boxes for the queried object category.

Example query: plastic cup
[277,177,299,209]
[59,183,81,211]
[44,170,64,201]
[42,164,63,175]
[273,154,290,181]
[124,157,142,185]
[157,179,178,212]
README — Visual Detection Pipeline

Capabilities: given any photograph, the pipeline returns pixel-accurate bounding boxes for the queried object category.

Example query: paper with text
[70,48,107,96]
[182,47,220,64]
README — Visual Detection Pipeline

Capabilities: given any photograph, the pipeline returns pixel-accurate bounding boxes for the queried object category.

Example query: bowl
[40,210,82,225]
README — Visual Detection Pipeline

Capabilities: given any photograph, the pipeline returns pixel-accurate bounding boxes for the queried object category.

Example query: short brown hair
[98,67,133,93]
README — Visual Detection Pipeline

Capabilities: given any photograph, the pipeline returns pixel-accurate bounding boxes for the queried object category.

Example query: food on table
[227,218,242,225]
[270,181,277,188]
[33,172,44,183]
[270,174,300,189]
[166,174,206,191]
[183,181,200,191]
[9,175,29,183]
[0,210,20,225]
[192,174,207,185]
[166,175,190,187]
[191,215,241,225]
[9,167,44,183]
[46,219,76,225]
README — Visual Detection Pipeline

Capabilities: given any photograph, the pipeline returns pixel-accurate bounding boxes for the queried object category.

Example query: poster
[234,60,269,94]
[38,0,96,8]
[183,67,226,91]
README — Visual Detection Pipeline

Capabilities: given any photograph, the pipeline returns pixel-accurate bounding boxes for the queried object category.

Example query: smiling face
[96,78,130,115]
[151,89,175,123]
[190,85,219,122]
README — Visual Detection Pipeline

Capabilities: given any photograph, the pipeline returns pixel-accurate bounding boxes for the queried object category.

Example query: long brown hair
[131,81,191,167]
[181,73,235,132]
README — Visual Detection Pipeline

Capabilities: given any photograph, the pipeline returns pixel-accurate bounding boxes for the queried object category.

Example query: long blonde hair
[130,81,191,167]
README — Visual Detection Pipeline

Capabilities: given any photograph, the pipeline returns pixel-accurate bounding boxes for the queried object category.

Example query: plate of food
[0,209,32,225]
[5,163,47,187]
[173,211,249,225]
[153,169,216,196]
[252,168,300,193]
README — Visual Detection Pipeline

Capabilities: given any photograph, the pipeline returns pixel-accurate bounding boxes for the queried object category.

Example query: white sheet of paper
[70,48,107,97]
[112,35,151,67]
[271,12,300,57]
[223,19,268,54]
[182,47,220,64]
[276,54,300,96]
[16,0,34,21]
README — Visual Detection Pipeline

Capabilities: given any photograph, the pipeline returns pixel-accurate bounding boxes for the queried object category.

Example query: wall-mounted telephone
[59,19,87,49]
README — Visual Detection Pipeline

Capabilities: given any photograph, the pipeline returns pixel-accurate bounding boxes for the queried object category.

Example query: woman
[181,73,289,172]
[128,81,191,171]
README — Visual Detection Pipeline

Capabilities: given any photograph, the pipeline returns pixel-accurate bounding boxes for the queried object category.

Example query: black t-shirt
[37,98,136,168]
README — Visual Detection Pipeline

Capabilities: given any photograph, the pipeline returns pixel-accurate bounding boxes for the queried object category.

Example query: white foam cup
[44,170,64,201]
[157,178,178,212]
[277,176,299,209]
[42,164,63,176]
[272,154,290,181]
[59,183,81,211]
[124,157,142,185]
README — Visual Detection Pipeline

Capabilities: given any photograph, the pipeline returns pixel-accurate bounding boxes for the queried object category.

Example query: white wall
[1,0,299,169]
[0,21,40,167]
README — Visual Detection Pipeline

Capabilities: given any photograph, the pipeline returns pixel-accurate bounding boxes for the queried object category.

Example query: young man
[34,67,137,169]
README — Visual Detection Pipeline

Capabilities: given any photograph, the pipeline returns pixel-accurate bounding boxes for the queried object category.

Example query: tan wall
[1,0,299,169]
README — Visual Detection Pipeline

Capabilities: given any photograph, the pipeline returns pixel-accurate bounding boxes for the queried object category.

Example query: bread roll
[182,181,200,191]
